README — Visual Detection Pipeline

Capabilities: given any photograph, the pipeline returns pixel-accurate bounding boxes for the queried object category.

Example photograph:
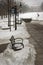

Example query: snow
[0,17,36,65]
[19,12,43,25]
[19,12,43,20]
[0,39,36,65]
[0,20,30,44]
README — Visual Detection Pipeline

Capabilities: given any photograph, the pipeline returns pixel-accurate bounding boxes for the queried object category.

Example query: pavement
[25,21,43,65]
[31,20,43,25]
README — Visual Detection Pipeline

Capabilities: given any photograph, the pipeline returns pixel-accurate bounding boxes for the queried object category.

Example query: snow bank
[0,20,36,65]
[0,39,36,65]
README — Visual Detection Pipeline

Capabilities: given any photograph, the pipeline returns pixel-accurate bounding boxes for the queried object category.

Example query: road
[26,21,43,65]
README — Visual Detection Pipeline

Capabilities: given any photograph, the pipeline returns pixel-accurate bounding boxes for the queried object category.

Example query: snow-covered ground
[0,40,36,65]
[19,12,43,25]
[19,12,43,20]
[0,17,36,65]
[0,12,43,26]
[0,20,30,44]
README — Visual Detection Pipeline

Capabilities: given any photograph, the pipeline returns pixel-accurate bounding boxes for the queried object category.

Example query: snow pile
[0,21,36,65]
[0,39,36,65]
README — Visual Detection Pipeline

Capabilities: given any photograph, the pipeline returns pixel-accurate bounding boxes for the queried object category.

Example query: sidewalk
[26,22,43,65]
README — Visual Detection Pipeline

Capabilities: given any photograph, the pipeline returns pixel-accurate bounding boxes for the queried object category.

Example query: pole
[15,6,17,30]
[15,13,17,30]
[8,0,11,31]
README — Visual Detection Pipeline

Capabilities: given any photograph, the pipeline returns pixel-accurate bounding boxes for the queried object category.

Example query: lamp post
[11,2,22,30]
[14,5,17,30]
[7,0,22,31]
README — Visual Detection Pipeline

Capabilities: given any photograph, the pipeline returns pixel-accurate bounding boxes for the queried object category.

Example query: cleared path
[26,21,43,65]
